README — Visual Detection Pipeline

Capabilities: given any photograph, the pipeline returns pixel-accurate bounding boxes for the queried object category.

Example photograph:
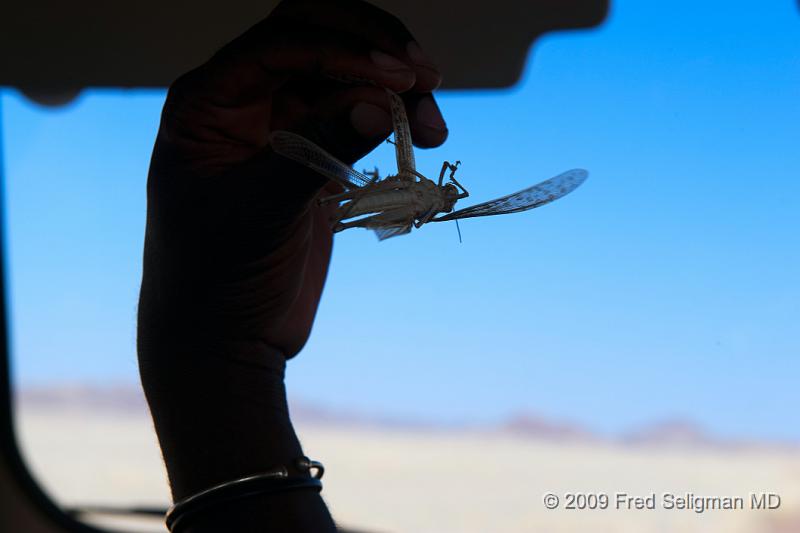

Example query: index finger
[264,0,442,91]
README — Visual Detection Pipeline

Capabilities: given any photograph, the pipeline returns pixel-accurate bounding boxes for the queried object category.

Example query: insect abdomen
[344,190,415,217]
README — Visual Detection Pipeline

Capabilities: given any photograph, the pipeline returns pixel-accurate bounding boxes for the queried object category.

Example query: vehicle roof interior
[1,0,608,104]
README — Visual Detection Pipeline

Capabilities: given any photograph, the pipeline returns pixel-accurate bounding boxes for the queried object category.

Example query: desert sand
[12,391,800,533]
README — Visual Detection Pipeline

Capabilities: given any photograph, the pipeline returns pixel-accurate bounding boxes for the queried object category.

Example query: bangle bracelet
[165,456,324,532]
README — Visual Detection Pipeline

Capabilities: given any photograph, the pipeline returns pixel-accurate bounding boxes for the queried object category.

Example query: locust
[269,89,588,240]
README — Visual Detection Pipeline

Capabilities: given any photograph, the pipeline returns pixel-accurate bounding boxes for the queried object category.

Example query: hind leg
[334,207,413,233]
[319,189,358,205]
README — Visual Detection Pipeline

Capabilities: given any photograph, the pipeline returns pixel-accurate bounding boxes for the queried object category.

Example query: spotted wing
[386,89,416,175]
[434,169,588,222]
[374,224,413,241]
[269,131,373,189]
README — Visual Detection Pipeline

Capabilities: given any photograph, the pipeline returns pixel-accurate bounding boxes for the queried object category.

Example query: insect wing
[386,89,416,175]
[270,131,373,189]
[434,169,588,221]
[374,224,413,241]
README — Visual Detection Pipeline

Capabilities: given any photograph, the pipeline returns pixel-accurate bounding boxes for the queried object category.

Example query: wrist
[137,334,303,500]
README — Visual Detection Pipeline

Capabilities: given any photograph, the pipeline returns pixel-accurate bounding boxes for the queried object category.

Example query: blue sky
[2,0,798,440]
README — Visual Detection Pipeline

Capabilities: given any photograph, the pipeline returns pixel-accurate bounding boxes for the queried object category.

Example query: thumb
[300,84,395,165]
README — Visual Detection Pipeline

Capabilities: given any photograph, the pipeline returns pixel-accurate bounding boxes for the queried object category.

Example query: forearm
[135,4,446,529]
[138,315,336,531]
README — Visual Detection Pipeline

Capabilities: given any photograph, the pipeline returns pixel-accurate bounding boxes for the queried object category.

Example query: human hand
[140,0,448,359]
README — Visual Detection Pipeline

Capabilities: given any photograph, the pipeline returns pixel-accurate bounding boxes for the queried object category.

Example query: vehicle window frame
[0,97,111,533]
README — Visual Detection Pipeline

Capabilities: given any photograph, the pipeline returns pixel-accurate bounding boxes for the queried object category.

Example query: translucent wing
[386,89,416,175]
[374,224,413,241]
[269,131,373,189]
[434,169,588,221]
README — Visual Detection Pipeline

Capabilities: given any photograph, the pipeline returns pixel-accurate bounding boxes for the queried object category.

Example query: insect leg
[326,165,387,225]
[453,181,469,199]
[337,207,412,233]
[331,187,375,227]
[448,162,469,199]
[363,167,380,182]
[437,160,462,187]
[319,189,359,205]
[414,207,438,228]
[437,161,450,187]
[335,213,380,232]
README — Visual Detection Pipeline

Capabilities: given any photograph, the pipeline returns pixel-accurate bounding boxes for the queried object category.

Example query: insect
[270,89,588,240]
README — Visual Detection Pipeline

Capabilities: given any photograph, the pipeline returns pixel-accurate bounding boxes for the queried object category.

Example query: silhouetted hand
[141,0,446,359]
[137,1,447,528]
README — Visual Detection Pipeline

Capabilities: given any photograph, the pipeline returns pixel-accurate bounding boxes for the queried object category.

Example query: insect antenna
[455,219,463,243]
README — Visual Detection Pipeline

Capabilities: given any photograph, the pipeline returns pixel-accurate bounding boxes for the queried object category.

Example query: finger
[162,38,416,167]
[197,86,393,219]
[403,93,449,148]
[293,87,447,164]
[198,35,418,104]
[303,85,394,163]
[262,0,442,92]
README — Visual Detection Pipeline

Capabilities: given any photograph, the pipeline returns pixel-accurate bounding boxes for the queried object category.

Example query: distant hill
[13,383,799,450]
[15,383,148,412]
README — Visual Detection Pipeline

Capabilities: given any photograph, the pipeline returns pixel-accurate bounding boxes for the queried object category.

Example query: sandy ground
[13,406,800,533]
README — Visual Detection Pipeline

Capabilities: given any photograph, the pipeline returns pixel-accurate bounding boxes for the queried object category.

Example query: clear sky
[2,0,798,440]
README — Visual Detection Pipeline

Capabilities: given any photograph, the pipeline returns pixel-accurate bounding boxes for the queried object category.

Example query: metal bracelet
[165,456,324,532]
